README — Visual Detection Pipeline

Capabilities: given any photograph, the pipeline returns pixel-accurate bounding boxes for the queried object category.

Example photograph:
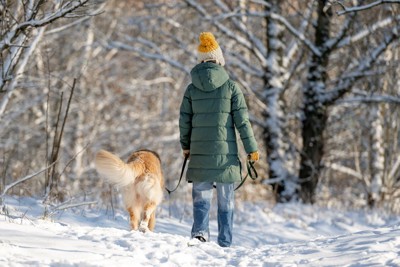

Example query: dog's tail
[95,150,138,187]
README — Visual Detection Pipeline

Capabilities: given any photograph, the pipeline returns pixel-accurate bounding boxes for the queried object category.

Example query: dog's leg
[148,211,156,231]
[139,202,157,232]
[128,207,139,231]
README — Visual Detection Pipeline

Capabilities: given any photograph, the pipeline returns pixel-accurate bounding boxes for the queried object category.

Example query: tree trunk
[263,0,295,202]
[299,101,327,204]
[368,102,385,207]
[298,0,332,204]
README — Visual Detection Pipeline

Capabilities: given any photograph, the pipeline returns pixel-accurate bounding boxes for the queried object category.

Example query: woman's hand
[248,151,259,162]
[183,149,190,158]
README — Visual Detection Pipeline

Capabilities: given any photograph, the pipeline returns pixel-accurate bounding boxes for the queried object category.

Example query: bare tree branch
[336,95,400,105]
[183,0,268,66]
[269,12,322,56]
[0,0,91,51]
[337,16,400,48]
[0,162,57,199]
[336,0,400,16]
[106,40,190,74]
[323,26,399,105]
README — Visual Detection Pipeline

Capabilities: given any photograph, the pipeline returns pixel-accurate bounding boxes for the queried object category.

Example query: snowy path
[1,197,399,266]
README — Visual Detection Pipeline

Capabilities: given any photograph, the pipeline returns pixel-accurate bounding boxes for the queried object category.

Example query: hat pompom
[197,32,226,66]
[198,32,219,53]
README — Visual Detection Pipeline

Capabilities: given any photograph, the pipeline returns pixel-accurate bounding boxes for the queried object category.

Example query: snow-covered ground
[1,196,399,267]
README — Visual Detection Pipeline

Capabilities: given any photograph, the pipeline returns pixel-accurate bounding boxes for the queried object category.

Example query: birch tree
[0,0,98,119]
[367,48,400,210]
[0,0,103,202]
[2,0,400,210]
[368,87,385,207]
[263,1,316,202]
[103,1,400,205]
[297,0,399,203]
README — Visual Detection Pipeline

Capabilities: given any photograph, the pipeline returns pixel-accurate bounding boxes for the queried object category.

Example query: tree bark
[264,0,293,202]
[298,0,332,204]
[368,102,385,207]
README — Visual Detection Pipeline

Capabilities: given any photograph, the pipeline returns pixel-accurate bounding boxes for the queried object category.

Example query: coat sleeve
[231,81,258,154]
[179,85,193,150]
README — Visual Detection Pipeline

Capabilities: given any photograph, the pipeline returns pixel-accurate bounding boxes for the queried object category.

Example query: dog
[95,149,164,232]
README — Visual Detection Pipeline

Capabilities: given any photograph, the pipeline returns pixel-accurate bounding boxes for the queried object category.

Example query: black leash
[234,160,258,191]
[165,156,258,194]
[165,155,188,194]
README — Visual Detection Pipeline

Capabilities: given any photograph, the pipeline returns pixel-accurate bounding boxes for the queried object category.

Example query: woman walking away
[179,32,259,247]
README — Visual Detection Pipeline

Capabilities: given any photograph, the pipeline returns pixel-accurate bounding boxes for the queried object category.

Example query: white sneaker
[194,236,206,242]
[187,236,206,246]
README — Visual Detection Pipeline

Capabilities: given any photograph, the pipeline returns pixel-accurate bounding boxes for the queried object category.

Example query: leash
[165,155,258,194]
[165,155,188,194]
[234,160,258,191]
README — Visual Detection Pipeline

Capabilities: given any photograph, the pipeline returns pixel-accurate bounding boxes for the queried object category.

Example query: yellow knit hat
[197,32,225,66]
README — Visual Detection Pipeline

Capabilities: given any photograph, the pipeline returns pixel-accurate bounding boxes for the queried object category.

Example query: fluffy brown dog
[95,149,164,232]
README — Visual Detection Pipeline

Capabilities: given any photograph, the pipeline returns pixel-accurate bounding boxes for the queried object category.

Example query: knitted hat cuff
[197,32,225,66]
[197,46,225,66]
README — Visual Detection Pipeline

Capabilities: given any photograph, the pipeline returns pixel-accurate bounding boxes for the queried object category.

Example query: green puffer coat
[179,62,258,183]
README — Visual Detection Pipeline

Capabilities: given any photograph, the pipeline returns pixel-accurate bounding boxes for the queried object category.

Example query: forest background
[1,0,400,215]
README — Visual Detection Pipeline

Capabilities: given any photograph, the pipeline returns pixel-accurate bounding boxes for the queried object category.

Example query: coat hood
[190,62,229,92]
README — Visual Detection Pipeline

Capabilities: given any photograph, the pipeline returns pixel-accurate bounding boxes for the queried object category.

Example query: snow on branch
[15,1,91,28]
[50,199,98,212]
[337,16,399,48]
[0,27,45,118]
[336,95,400,105]
[0,162,57,199]
[183,0,268,67]
[325,162,363,180]
[213,0,267,57]
[106,41,190,74]
[322,26,399,105]
[0,0,91,51]
[325,12,356,51]
[269,12,322,57]
[335,0,400,16]
[388,156,400,182]
[249,0,271,8]
[216,6,322,56]
[285,1,314,64]
[229,51,265,77]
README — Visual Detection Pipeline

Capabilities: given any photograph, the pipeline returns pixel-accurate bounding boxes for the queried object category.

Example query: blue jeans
[191,182,234,247]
